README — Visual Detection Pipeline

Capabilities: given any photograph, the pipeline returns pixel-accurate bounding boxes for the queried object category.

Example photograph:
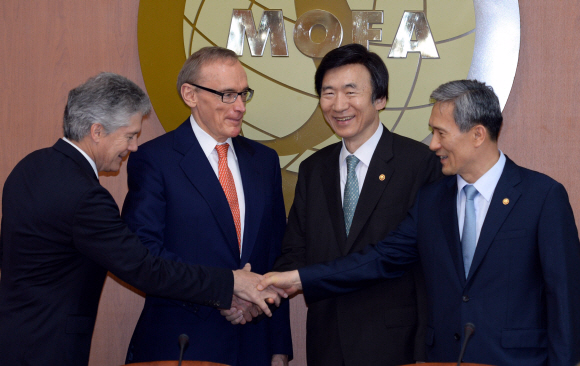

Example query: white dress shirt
[339,123,383,205]
[190,116,246,252]
[457,151,506,245]
[62,137,98,178]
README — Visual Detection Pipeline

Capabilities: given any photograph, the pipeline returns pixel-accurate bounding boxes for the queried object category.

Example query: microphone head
[465,323,475,334]
[178,333,189,346]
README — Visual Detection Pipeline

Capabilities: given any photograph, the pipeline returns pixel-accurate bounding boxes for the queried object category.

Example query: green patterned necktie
[344,155,360,236]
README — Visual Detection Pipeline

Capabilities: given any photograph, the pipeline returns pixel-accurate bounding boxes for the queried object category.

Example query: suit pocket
[501,328,547,348]
[494,229,526,241]
[65,315,95,334]
[384,307,417,328]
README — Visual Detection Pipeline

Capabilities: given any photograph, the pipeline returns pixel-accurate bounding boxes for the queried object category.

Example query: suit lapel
[440,178,466,283]
[345,127,393,253]
[233,137,264,265]
[467,157,521,281]
[173,121,240,259]
[320,144,348,255]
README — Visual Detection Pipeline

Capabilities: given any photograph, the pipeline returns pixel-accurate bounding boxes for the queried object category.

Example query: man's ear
[374,96,387,111]
[90,123,104,143]
[472,125,487,147]
[181,83,197,109]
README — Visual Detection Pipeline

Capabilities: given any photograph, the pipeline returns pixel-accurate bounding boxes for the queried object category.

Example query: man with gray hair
[0,72,284,366]
[260,79,580,365]
[122,47,292,365]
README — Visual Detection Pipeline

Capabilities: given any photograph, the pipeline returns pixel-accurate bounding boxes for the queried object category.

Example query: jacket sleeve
[122,148,182,262]
[537,182,580,365]
[266,157,293,359]
[272,160,309,271]
[72,183,233,308]
[299,193,421,303]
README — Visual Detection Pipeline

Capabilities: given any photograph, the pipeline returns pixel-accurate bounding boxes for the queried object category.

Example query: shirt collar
[339,123,383,166]
[62,137,98,178]
[190,115,238,161]
[457,150,506,202]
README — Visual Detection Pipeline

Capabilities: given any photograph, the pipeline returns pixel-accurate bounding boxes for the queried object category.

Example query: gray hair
[63,72,151,141]
[176,46,239,95]
[430,79,503,141]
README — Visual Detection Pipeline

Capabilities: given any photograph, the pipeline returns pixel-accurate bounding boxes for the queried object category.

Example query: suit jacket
[274,126,442,365]
[0,139,233,366]
[299,157,580,366]
[122,120,292,366]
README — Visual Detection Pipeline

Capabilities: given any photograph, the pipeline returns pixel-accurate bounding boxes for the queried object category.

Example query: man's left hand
[220,295,262,324]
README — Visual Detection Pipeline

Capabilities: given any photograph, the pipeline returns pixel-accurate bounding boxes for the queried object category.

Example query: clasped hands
[227,264,302,324]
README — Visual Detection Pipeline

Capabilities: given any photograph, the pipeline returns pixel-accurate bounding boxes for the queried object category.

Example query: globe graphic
[181,0,475,208]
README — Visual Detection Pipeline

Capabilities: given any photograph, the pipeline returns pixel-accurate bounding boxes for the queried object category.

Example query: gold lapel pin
[379,174,385,181]
[502,198,509,205]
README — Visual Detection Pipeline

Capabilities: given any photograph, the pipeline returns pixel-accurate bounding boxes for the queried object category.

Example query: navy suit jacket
[122,120,292,365]
[299,157,580,366]
[0,139,233,366]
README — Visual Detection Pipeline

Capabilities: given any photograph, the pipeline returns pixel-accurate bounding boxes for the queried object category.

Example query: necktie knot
[464,184,478,201]
[346,155,360,172]
[216,143,229,159]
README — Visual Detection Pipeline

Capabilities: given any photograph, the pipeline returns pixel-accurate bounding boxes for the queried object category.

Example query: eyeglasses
[187,83,254,104]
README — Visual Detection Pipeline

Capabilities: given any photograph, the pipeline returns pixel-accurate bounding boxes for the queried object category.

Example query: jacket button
[454,333,461,341]
[462,295,470,302]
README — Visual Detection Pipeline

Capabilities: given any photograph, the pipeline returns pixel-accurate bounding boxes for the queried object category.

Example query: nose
[233,95,246,113]
[129,137,139,152]
[333,92,348,112]
[429,132,440,152]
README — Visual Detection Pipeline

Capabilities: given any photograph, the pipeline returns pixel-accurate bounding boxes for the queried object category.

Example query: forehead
[429,102,456,129]
[198,59,247,89]
[322,63,371,89]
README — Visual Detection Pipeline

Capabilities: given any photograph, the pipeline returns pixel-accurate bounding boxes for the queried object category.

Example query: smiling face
[428,102,478,180]
[188,59,248,142]
[319,63,386,153]
[93,112,142,172]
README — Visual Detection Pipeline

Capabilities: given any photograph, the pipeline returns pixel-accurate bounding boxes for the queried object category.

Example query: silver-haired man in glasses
[122,47,292,366]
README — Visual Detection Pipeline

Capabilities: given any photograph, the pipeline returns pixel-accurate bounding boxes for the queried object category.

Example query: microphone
[456,323,475,366]
[178,334,189,366]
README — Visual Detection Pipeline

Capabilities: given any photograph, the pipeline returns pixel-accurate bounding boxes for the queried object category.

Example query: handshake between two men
[226,267,300,324]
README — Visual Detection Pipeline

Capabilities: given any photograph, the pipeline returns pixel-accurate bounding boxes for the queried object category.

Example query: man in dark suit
[273,44,441,365]
[122,47,292,366]
[261,80,580,365]
[0,73,283,366]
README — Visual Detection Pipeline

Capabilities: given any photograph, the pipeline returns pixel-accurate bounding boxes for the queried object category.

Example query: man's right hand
[257,270,302,296]
[232,263,287,317]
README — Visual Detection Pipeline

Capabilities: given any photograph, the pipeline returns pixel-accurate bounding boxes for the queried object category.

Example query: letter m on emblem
[227,10,288,56]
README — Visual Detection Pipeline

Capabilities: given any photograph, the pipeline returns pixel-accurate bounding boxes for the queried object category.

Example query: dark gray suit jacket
[274,126,442,365]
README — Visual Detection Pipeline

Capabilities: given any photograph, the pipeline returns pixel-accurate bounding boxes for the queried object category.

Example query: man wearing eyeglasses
[122,47,292,366]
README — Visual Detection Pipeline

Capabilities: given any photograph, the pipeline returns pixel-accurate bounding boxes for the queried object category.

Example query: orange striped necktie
[215,143,241,249]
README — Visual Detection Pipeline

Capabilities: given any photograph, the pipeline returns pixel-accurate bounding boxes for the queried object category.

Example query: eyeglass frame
[186,82,254,104]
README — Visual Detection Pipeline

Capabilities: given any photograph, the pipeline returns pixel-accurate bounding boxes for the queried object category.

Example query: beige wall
[0,1,579,365]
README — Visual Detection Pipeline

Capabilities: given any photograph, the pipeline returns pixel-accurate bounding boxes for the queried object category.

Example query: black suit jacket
[0,139,233,366]
[274,126,442,365]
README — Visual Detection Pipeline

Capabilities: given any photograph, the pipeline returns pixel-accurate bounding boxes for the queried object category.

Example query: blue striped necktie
[462,184,479,278]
